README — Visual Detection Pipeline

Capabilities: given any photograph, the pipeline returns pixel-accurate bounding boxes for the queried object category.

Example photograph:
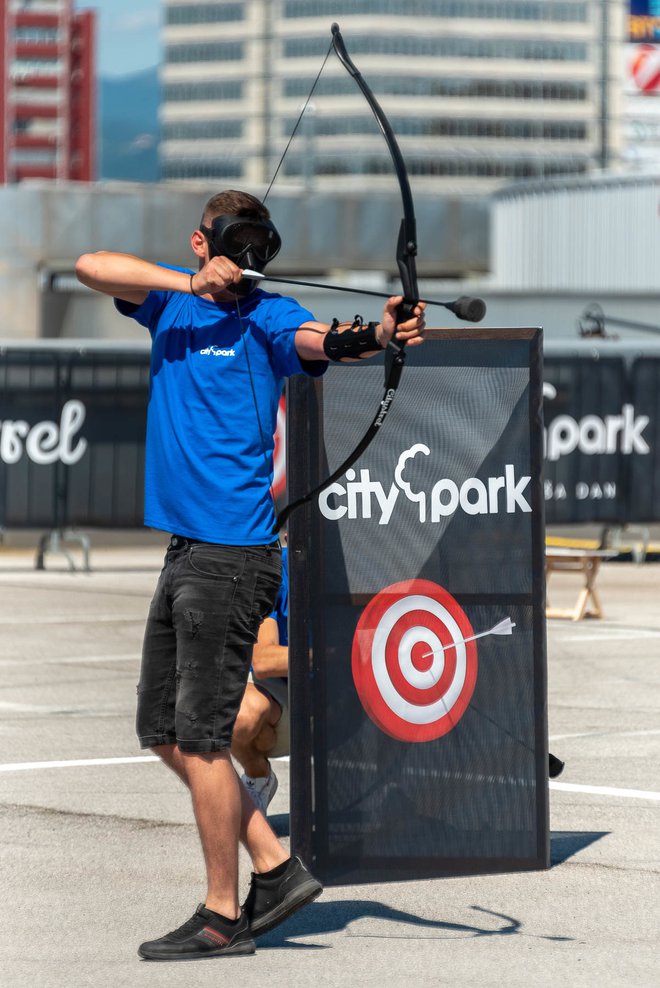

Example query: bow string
[273,22,420,533]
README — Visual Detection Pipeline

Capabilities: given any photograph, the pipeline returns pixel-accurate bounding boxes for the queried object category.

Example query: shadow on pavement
[551,830,609,865]
[258,900,575,949]
[269,812,290,838]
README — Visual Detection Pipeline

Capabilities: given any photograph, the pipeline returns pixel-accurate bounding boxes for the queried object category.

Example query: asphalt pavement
[0,540,658,988]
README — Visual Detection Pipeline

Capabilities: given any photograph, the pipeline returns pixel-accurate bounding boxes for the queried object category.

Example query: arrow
[241,269,486,323]
[421,617,516,658]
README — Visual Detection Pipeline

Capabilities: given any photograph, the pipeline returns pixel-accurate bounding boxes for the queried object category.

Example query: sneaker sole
[138,938,256,961]
[265,773,279,810]
[243,772,279,817]
[249,879,323,937]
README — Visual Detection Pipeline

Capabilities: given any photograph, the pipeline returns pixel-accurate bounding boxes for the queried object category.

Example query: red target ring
[352,579,478,742]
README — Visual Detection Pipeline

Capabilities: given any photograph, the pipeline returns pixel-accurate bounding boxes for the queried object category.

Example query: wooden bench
[545,547,615,621]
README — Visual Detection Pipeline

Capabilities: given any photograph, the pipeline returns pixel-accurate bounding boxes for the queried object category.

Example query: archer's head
[191,190,281,297]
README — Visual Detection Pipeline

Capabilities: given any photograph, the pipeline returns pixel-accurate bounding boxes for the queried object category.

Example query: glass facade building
[160,0,622,193]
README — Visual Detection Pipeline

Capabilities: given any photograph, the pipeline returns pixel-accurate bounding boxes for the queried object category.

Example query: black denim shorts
[136,537,282,753]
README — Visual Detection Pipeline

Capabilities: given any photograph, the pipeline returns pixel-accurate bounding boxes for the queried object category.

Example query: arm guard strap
[322,316,382,362]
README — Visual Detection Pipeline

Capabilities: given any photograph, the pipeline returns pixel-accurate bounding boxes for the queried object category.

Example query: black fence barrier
[2,341,660,537]
[0,345,150,530]
[542,353,629,524]
[542,347,659,526]
[628,356,660,523]
[287,330,549,883]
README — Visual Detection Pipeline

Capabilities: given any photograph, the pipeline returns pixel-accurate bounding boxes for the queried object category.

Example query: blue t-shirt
[116,268,324,544]
[270,547,288,647]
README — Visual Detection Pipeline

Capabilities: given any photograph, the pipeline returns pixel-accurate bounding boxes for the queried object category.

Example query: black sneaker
[549,752,565,779]
[243,855,323,937]
[138,904,255,961]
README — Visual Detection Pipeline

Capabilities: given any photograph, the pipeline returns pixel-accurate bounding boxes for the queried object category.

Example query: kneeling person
[232,546,289,816]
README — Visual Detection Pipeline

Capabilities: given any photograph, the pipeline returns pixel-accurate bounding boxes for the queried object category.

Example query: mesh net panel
[291,334,548,880]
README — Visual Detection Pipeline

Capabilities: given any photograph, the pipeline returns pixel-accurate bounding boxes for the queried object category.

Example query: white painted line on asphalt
[64,653,139,663]
[555,628,660,643]
[550,781,660,801]
[0,614,143,625]
[0,753,289,772]
[550,728,660,741]
[0,701,130,715]
[0,755,158,772]
[0,755,657,804]
[0,654,139,667]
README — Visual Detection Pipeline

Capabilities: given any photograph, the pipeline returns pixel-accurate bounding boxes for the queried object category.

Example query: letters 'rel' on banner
[287,329,548,884]
[0,347,149,529]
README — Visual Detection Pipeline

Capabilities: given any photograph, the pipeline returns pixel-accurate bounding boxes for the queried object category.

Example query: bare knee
[232,685,269,747]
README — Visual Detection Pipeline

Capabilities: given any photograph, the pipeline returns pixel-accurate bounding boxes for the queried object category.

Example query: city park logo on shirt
[200,345,236,357]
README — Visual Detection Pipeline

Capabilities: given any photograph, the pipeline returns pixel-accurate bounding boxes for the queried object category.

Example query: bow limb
[330,22,419,326]
[274,24,420,533]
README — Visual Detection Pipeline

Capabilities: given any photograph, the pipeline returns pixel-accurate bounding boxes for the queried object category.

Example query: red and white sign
[271,394,286,502]
[627,42,660,93]
[352,579,478,742]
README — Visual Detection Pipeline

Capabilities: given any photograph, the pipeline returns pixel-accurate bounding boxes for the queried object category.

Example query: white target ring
[352,580,478,742]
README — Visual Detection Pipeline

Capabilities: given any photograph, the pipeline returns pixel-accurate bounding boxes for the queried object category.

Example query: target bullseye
[352,579,478,742]
[410,641,433,674]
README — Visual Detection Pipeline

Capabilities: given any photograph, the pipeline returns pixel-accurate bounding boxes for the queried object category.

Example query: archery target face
[352,579,478,742]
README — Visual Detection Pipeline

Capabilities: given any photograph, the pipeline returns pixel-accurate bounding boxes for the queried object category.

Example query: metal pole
[599,0,610,170]
[261,0,273,184]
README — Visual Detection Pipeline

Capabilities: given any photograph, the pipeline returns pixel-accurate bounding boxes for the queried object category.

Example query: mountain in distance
[99,66,160,182]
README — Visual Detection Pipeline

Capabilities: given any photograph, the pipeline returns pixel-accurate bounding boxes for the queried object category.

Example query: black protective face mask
[200,215,282,296]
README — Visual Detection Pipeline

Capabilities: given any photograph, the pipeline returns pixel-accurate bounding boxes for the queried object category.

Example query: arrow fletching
[488,617,516,636]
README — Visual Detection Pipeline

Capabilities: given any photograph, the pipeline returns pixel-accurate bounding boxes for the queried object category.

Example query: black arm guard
[322,317,382,362]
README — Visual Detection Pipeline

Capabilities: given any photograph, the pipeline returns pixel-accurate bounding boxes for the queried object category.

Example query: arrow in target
[352,579,482,742]
[421,617,516,659]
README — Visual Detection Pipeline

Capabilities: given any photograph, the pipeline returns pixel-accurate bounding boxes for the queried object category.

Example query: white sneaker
[241,767,279,816]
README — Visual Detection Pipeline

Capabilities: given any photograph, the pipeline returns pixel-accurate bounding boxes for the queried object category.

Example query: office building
[0,0,96,183]
[161,0,623,194]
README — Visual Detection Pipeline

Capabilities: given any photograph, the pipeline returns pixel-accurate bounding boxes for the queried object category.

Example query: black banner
[2,344,659,535]
[542,354,630,524]
[0,346,149,529]
[542,351,656,525]
[288,330,549,883]
[628,356,660,522]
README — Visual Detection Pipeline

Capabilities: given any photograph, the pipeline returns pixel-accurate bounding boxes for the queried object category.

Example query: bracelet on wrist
[190,273,198,296]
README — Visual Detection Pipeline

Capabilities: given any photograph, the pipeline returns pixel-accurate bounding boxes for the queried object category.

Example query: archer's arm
[251,616,288,680]
[75,251,245,305]
[294,295,426,363]
[75,252,195,305]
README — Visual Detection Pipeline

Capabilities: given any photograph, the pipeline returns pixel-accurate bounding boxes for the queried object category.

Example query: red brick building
[0,0,96,183]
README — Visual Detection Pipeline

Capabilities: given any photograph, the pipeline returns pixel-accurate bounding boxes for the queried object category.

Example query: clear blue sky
[75,0,162,78]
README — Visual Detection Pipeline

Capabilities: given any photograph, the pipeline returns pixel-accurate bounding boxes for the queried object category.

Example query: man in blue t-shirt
[233,546,290,815]
[75,189,426,962]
